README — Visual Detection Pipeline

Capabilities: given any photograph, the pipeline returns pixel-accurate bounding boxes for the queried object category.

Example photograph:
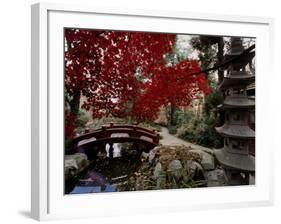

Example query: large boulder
[167,159,183,179]
[148,146,162,164]
[124,145,215,190]
[153,162,163,179]
[189,149,215,170]
[151,146,206,188]
[183,160,205,181]
[65,153,89,180]
[153,162,166,189]
[149,145,214,171]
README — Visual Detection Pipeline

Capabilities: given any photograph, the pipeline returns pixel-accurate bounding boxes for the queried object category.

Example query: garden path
[159,127,213,152]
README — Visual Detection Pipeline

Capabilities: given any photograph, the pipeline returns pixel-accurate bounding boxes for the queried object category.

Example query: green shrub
[177,115,223,148]
[204,90,224,116]
[171,90,224,148]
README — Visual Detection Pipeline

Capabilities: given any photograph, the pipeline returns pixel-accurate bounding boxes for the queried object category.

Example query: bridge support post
[109,143,114,159]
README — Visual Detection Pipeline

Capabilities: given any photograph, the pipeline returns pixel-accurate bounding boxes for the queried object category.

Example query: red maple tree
[64,28,210,137]
[132,60,211,122]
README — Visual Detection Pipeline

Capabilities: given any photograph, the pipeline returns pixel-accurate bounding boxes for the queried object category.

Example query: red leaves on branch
[132,60,211,122]
[65,28,210,124]
[65,29,176,119]
[65,29,104,96]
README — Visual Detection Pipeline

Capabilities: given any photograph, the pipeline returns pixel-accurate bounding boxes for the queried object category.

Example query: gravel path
[159,127,213,152]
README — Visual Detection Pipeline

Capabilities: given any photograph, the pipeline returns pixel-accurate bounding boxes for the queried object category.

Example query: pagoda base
[214,148,255,172]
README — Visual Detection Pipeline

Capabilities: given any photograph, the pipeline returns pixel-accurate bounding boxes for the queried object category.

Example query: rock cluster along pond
[118,144,226,191]
[64,145,227,194]
[65,153,89,181]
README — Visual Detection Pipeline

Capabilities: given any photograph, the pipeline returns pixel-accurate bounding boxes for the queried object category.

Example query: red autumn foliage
[64,28,211,133]
[132,60,211,122]
[65,29,175,120]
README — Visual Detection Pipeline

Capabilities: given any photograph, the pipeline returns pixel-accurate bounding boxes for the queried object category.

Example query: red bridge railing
[71,123,160,151]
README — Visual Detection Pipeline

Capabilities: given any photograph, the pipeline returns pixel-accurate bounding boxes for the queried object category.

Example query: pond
[67,142,145,194]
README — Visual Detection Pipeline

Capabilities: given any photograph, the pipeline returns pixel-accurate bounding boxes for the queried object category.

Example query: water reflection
[69,142,143,194]
[105,143,121,158]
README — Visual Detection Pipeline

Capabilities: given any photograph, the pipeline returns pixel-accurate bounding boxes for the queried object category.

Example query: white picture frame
[31,2,274,221]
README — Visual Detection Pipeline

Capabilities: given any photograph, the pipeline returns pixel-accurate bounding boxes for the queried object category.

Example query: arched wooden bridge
[71,123,160,156]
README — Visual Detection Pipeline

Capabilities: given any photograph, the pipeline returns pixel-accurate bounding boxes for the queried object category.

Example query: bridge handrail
[106,124,157,134]
[71,124,159,148]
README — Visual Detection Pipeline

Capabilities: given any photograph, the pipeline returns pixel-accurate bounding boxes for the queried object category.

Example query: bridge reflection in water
[66,124,160,194]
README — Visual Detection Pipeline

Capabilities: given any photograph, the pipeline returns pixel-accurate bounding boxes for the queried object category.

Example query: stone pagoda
[214,37,255,185]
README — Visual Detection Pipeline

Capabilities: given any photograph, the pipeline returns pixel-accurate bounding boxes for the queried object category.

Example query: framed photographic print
[31,2,274,221]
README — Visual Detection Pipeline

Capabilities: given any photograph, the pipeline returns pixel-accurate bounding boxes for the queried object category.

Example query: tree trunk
[66,37,81,116]
[170,104,176,126]
[69,90,81,116]
[217,38,225,84]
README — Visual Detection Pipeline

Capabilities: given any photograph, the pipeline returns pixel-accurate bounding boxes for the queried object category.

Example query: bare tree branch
[181,44,255,79]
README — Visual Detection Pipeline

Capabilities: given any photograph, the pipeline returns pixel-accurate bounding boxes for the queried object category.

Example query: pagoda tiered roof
[219,71,255,89]
[223,96,255,108]
[214,37,255,183]
[216,124,255,139]
[214,148,255,172]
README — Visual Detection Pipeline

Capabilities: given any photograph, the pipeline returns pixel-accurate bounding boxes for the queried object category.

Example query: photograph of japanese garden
[64,28,255,194]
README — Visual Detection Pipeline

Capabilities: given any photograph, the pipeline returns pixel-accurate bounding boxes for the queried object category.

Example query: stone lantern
[214,37,255,185]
